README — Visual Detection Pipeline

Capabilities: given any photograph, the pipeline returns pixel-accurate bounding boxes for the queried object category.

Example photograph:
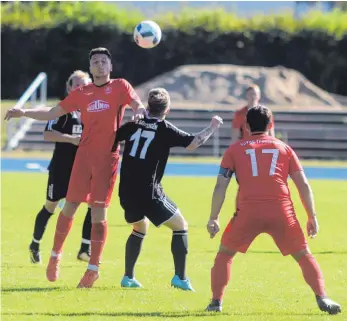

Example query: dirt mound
[136,65,346,110]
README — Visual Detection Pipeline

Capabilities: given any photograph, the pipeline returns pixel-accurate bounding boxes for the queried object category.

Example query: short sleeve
[288,147,303,174]
[165,122,194,148]
[221,147,235,171]
[116,122,133,143]
[44,115,67,132]
[232,110,242,129]
[112,122,134,151]
[59,89,80,113]
[119,79,141,107]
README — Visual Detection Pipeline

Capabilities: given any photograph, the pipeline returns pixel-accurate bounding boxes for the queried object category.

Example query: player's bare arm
[5,105,66,121]
[186,116,223,151]
[207,168,232,238]
[231,128,241,144]
[291,170,319,238]
[44,130,81,146]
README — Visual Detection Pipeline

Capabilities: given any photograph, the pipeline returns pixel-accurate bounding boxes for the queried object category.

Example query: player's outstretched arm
[207,170,232,238]
[44,130,80,146]
[4,105,66,121]
[186,116,223,151]
[291,170,319,238]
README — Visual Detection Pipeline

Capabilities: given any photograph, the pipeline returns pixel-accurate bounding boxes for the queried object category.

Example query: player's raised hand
[134,106,146,121]
[210,116,223,129]
[307,215,319,238]
[207,219,220,239]
[4,108,25,121]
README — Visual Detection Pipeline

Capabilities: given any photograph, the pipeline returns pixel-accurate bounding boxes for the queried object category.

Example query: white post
[213,129,220,157]
[5,72,47,151]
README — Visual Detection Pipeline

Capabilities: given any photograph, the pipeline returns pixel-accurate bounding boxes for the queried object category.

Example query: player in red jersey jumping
[5,47,146,288]
[205,105,341,315]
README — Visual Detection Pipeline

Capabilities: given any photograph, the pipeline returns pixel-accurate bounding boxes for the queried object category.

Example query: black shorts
[122,197,178,227]
[46,167,72,202]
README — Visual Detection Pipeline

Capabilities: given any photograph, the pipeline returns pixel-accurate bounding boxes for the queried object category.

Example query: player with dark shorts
[113,88,223,290]
[29,71,92,264]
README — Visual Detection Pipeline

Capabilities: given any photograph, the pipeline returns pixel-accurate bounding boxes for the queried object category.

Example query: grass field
[1,173,346,321]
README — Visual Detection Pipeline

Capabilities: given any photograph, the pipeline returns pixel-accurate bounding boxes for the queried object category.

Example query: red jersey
[232,106,274,139]
[221,134,302,207]
[60,79,139,153]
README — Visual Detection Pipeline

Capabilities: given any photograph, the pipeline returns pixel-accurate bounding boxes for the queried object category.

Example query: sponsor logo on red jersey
[87,100,110,112]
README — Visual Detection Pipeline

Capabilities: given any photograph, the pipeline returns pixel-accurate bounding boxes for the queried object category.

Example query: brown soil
[136,65,347,111]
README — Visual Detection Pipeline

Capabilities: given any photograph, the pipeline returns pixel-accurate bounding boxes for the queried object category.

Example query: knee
[45,200,59,213]
[292,247,311,262]
[174,211,188,231]
[63,201,80,218]
[133,218,150,234]
[218,244,237,257]
[90,207,107,223]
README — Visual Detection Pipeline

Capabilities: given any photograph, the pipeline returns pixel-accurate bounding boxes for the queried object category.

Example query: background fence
[18,108,347,160]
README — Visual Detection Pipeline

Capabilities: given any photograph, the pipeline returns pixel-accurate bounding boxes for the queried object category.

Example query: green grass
[1,173,347,321]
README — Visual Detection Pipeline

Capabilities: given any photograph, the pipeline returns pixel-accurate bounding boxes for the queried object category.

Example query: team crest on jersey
[104,86,112,95]
[87,100,110,112]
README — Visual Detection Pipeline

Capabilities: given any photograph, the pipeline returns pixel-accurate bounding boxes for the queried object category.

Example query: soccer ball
[133,20,162,49]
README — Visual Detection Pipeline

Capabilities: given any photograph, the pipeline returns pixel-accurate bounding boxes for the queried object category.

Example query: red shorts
[66,149,119,208]
[221,204,307,256]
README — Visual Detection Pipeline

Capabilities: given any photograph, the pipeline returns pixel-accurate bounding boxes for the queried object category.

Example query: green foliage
[1,1,144,31]
[2,2,347,37]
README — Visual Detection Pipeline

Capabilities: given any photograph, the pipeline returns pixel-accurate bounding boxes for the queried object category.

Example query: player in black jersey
[113,88,223,290]
[29,71,92,264]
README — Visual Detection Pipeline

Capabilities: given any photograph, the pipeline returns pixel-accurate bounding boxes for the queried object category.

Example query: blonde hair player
[113,88,223,290]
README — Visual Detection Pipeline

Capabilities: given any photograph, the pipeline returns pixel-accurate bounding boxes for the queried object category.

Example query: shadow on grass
[2,286,150,293]
[204,250,347,255]
[1,287,60,293]
[2,311,325,318]
[248,250,347,255]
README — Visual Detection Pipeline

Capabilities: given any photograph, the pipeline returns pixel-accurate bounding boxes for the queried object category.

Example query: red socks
[89,220,108,267]
[298,254,326,297]
[211,252,233,301]
[52,212,74,255]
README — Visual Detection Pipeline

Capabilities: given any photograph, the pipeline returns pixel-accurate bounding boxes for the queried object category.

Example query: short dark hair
[147,88,170,117]
[89,47,112,60]
[246,105,272,132]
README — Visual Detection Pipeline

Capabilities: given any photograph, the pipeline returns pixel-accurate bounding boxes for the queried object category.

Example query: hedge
[1,3,347,99]
[2,2,347,38]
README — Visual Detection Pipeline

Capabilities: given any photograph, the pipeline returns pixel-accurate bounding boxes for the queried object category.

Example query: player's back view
[205,105,341,315]
[117,117,191,210]
[229,134,301,208]
[113,88,222,290]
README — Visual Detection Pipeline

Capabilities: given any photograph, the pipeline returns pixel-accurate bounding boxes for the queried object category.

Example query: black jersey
[114,117,194,206]
[45,111,83,171]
